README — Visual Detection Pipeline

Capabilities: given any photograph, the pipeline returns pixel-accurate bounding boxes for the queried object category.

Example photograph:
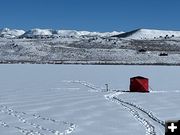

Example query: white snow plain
[0,64,180,135]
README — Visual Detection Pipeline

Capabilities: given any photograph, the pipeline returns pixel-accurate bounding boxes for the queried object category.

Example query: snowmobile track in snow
[0,105,76,135]
[65,80,102,92]
[105,92,165,135]
[113,96,165,127]
[69,80,165,135]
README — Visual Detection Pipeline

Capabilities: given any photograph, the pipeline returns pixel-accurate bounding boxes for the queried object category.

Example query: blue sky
[0,0,180,32]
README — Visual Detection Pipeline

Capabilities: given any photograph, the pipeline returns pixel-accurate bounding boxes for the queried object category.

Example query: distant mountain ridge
[0,28,123,39]
[1,28,180,40]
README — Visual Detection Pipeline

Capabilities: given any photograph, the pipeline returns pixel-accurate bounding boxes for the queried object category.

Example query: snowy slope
[1,37,180,65]
[0,28,25,38]
[22,29,123,38]
[56,30,122,37]
[0,27,122,38]
[1,28,180,65]
[21,29,56,38]
[115,28,180,39]
[2,27,180,40]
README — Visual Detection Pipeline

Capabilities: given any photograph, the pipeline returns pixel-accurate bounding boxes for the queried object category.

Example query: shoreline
[1,60,180,66]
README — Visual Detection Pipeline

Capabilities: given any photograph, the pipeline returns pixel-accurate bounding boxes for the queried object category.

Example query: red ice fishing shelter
[130,76,149,93]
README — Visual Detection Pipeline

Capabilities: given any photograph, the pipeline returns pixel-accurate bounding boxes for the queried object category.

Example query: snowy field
[0,64,180,135]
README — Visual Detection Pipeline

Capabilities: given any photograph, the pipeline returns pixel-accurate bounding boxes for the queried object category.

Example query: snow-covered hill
[0,28,25,38]
[16,28,123,38]
[56,30,122,37]
[22,29,123,38]
[1,28,180,65]
[2,27,180,40]
[21,29,57,38]
[115,29,180,40]
[0,28,123,39]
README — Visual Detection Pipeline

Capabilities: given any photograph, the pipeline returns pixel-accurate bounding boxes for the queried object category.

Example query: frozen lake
[0,64,180,135]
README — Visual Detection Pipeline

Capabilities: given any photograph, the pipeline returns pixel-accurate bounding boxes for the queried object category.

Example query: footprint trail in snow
[0,105,76,135]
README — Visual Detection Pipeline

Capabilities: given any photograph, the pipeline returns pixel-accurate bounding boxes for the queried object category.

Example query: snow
[23,29,123,38]
[0,64,180,135]
[0,28,25,38]
[116,28,180,39]
[22,29,55,38]
[56,30,122,37]
[56,30,79,37]
[6,28,123,38]
[1,28,180,65]
[2,27,180,40]
[1,37,180,65]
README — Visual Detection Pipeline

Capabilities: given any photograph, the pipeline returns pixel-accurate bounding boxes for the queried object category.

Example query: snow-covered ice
[0,64,180,135]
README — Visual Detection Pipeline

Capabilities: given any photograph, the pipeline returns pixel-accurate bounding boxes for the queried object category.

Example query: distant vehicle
[138,49,147,53]
[159,52,168,56]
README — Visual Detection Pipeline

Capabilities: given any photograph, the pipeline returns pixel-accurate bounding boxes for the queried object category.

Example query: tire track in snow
[0,105,76,135]
[69,80,165,135]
